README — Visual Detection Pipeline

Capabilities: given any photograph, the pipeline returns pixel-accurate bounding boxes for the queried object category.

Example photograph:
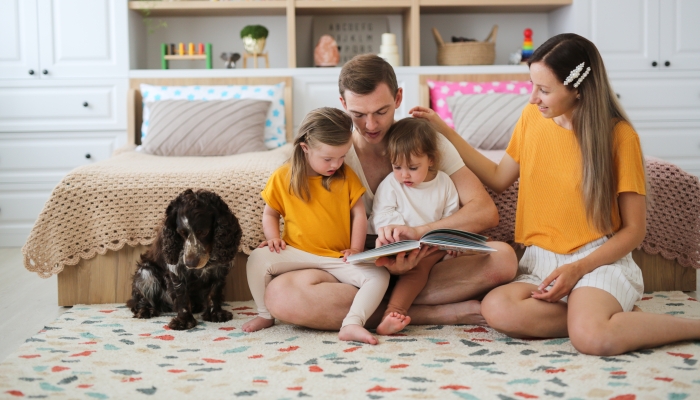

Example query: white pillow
[140,83,286,149]
[446,93,530,150]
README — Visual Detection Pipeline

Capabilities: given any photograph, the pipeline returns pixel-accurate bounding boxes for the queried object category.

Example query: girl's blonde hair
[386,118,441,170]
[529,33,648,235]
[289,107,353,201]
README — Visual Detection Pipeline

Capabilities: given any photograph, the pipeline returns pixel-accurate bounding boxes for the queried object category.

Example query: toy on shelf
[521,28,533,64]
[378,33,400,67]
[221,52,241,69]
[161,42,213,69]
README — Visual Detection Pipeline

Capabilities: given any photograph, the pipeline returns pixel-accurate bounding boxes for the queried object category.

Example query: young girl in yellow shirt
[411,33,700,355]
[242,107,389,345]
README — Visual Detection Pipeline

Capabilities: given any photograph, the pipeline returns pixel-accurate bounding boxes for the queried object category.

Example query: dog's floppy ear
[162,190,190,265]
[198,190,241,264]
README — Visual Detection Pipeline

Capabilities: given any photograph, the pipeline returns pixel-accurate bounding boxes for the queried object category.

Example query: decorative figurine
[221,52,241,69]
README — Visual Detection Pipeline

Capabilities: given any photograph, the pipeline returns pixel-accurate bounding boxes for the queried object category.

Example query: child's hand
[375,225,419,247]
[341,248,362,262]
[409,106,451,134]
[531,262,584,303]
[259,238,286,253]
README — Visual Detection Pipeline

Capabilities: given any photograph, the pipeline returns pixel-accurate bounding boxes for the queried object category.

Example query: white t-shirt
[344,134,465,220]
[369,170,460,233]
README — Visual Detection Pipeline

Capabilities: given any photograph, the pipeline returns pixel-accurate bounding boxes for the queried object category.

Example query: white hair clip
[563,62,585,86]
[573,66,591,88]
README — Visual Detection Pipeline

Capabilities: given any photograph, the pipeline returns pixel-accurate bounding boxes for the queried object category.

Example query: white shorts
[513,237,644,312]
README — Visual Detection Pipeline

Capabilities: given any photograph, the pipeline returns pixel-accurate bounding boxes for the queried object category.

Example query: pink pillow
[428,80,533,127]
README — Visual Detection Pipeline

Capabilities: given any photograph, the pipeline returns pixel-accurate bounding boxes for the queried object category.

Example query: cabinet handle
[83,102,89,107]
[651,61,658,67]
[42,69,48,75]
[665,61,671,67]
[28,69,34,75]
[85,153,91,159]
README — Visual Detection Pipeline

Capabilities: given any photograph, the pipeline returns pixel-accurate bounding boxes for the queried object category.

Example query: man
[265,54,517,330]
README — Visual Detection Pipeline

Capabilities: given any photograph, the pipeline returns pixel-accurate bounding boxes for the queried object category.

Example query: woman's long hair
[289,107,353,201]
[529,33,647,234]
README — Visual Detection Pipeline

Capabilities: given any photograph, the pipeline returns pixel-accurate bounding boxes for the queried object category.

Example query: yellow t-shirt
[261,163,366,258]
[505,104,646,254]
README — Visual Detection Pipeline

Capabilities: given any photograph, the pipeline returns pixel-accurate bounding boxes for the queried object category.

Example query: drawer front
[636,126,700,159]
[0,189,51,246]
[612,79,700,122]
[0,135,117,184]
[0,80,127,131]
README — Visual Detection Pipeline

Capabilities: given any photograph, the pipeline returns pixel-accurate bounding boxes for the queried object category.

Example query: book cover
[347,228,496,264]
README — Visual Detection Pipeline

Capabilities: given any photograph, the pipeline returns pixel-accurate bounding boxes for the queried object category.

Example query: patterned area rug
[1,292,698,399]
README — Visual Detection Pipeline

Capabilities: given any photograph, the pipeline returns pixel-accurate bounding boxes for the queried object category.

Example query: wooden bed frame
[56,74,695,306]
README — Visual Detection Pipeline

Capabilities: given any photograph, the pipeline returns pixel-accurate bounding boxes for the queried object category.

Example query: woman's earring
[576,95,581,100]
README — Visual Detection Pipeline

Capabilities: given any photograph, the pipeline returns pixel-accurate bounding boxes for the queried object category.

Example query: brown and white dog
[126,189,242,330]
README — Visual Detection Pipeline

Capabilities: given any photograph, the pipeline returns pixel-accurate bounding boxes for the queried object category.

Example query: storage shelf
[128,0,573,67]
[419,0,571,13]
[128,1,288,17]
[295,0,411,15]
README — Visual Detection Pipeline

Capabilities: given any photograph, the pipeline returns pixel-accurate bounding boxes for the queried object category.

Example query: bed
[22,74,698,306]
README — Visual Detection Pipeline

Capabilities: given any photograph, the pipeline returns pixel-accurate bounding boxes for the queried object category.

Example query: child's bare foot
[242,316,274,332]
[338,324,378,345]
[376,312,411,335]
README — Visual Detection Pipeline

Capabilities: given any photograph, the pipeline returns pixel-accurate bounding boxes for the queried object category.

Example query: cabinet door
[36,0,127,78]
[659,0,700,70]
[588,0,660,71]
[0,0,39,79]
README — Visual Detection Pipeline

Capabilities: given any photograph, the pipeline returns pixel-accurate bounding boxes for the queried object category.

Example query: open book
[347,228,496,264]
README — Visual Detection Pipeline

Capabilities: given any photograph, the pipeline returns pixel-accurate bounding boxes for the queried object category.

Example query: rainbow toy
[161,42,213,69]
[521,28,533,63]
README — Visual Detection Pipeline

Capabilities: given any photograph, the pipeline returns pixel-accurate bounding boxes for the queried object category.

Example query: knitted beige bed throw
[22,149,700,278]
[23,145,293,278]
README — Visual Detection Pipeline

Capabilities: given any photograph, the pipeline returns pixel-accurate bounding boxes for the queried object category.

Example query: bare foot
[338,324,378,345]
[242,316,274,332]
[376,312,411,335]
[409,300,487,326]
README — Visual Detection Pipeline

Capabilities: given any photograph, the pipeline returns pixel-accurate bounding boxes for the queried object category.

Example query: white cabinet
[579,0,700,72]
[0,0,128,246]
[0,0,128,79]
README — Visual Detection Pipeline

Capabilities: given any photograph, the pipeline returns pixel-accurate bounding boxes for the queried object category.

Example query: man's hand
[531,262,585,303]
[375,245,439,275]
[375,225,421,247]
[341,248,362,262]
[259,238,286,253]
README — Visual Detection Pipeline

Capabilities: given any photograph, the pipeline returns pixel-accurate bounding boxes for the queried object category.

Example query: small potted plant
[240,25,269,55]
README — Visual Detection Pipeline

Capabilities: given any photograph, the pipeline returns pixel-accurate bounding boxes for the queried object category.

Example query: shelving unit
[128,0,571,68]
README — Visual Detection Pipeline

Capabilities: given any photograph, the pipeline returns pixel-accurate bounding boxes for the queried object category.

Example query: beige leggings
[246,246,390,327]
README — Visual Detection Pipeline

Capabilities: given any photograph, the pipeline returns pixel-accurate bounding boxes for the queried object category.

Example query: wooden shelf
[128,1,288,17]
[295,0,411,15]
[128,0,573,67]
[420,0,571,13]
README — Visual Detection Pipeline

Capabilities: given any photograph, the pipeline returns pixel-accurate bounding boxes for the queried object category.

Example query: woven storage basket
[433,25,498,66]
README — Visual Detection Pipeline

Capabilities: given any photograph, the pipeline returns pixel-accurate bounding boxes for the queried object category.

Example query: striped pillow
[141,99,271,156]
[446,93,530,150]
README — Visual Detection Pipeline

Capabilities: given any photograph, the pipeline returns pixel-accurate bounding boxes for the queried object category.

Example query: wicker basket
[433,25,498,66]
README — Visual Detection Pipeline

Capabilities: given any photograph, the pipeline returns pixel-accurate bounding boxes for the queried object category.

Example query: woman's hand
[409,106,451,134]
[341,248,362,262]
[375,225,421,247]
[259,238,286,253]
[374,245,439,275]
[531,262,585,302]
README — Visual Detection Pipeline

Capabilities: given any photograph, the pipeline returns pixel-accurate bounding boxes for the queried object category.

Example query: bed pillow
[428,80,532,128]
[140,83,286,149]
[141,99,271,157]
[447,93,530,150]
